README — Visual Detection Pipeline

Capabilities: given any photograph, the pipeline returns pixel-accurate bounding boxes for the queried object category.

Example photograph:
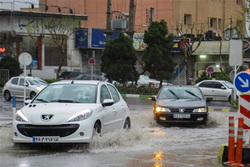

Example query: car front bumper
[12,119,95,144]
[154,112,209,124]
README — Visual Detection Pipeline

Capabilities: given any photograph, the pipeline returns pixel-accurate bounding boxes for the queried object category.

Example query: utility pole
[128,0,135,38]
[105,0,112,41]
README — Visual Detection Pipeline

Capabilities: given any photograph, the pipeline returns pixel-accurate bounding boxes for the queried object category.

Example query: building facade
[42,0,245,38]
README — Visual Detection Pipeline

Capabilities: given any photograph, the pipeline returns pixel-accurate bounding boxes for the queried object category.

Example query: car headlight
[193,108,207,112]
[155,106,170,113]
[14,110,28,122]
[68,110,93,122]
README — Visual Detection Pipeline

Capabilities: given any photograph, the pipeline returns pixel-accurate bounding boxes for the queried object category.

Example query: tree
[143,20,175,87]
[0,55,23,77]
[42,17,80,79]
[101,33,138,84]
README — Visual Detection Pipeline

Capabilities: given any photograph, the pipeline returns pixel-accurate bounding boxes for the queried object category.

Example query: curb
[121,94,152,99]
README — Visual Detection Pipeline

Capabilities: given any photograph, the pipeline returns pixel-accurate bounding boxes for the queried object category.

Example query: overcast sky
[0,0,39,11]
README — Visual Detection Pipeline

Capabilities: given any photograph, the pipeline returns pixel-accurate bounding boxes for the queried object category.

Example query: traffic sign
[206,66,214,74]
[234,71,250,94]
[88,58,95,66]
[18,52,32,66]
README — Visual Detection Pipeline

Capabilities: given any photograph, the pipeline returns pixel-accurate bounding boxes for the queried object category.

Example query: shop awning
[192,41,229,55]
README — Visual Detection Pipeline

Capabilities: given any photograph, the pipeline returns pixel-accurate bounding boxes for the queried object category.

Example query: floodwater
[0,98,239,167]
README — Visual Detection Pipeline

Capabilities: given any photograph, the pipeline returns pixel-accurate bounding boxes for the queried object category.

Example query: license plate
[173,114,191,119]
[33,136,59,143]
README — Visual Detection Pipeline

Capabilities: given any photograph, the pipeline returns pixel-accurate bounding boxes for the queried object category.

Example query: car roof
[50,80,106,85]
[161,85,198,88]
[197,80,229,83]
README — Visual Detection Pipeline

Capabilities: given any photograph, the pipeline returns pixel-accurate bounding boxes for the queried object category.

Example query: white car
[3,76,48,101]
[137,75,172,87]
[12,80,131,144]
[195,80,235,102]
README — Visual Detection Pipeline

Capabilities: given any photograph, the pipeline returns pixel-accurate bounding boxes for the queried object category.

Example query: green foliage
[143,20,176,85]
[115,84,159,95]
[101,33,138,83]
[195,72,232,83]
[44,78,60,83]
[195,71,209,83]
[0,56,23,77]
[214,73,231,82]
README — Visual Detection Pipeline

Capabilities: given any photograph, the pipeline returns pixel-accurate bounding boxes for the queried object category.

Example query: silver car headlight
[68,110,93,122]
[155,106,171,113]
[193,108,207,112]
[14,110,28,122]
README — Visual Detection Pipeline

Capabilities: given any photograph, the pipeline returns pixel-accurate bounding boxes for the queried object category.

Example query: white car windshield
[223,81,234,89]
[27,78,47,86]
[33,84,97,103]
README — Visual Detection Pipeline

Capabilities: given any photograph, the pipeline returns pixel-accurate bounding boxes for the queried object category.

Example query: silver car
[2,76,48,101]
[195,80,234,102]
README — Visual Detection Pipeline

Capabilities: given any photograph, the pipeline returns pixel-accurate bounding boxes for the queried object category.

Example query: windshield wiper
[185,90,201,100]
[35,98,48,103]
[168,89,179,99]
[51,99,80,103]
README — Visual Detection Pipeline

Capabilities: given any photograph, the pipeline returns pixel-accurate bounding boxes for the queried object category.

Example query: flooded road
[0,97,238,167]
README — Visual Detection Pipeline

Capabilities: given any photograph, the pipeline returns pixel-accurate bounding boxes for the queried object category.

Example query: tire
[123,118,131,130]
[3,90,12,101]
[30,92,36,99]
[93,121,101,138]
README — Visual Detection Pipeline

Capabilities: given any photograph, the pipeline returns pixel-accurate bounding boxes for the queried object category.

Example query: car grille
[170,108,194,113]
[17,124,79,137]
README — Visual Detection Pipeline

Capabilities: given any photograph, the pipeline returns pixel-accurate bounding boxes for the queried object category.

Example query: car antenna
[71,80,74,84]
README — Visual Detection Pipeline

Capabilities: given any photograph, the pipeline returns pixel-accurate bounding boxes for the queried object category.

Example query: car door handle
[113,111,117,115]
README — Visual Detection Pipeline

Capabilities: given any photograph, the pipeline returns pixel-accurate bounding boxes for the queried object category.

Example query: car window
[199,81,213,88]
[212,82,225,89]
[100,85,111,103]
[19,78,24,86]
[11,78,19,85]
[107,84,120,103]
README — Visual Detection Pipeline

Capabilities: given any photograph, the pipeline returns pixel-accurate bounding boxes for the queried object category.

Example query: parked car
[195,80,235,102]
[149,85,208,125]
[12,80,131,144]
[59,71,81,80]
[2,76,48,101]
[130,75,172,87]
[72,73,108,81]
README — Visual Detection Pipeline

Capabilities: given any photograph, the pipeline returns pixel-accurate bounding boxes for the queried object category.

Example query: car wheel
[30,91,36,99]
[4,90,12,101]
[123,118,131,130]
[93,121,101,138]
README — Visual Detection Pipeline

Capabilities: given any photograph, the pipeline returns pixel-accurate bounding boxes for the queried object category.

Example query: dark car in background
[149,85,208,125]
[59,71,81,80]
[72,73,108,81]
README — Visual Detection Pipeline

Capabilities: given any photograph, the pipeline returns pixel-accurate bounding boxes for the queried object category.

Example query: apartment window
[210,18,217,29]
[184,14,192,25]
[236,0,243,5]
[218,18,221,30]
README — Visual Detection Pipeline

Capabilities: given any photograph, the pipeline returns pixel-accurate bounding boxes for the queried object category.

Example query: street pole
[105,0,112,41]
[128,0,135,38]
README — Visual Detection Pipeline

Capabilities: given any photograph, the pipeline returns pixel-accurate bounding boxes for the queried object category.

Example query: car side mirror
[148,96,156,101]
[221,86,226,89]
[24,99,32,105]
[102,99,114,107]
